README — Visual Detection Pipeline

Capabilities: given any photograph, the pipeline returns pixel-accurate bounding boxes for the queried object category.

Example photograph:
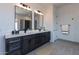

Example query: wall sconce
[34,10,44,15]
[16,3,31,11]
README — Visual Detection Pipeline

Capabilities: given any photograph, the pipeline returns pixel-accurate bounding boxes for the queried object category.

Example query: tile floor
[27,39,79,55]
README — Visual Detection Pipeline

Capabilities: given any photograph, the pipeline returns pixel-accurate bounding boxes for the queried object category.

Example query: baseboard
[57,39,79,44]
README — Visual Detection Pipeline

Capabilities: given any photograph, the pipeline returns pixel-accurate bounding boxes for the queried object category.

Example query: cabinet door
[34,34,44,47]
[40,33,46,44]
[45,32,50,42]
[30,37,35,50]
[21,36,29,54]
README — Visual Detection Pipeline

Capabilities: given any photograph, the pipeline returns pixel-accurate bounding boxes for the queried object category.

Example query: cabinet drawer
[6,37,21,55]
[8,50,21,55]
[7,37,20,43]
[8,42,21,51]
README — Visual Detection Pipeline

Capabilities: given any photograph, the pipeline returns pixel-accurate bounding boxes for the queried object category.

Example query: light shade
[34,10,44,15]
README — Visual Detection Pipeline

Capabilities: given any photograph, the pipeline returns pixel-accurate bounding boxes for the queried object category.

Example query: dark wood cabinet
[5,37,21,55]
[21,35,35,54]
[5,32,50,55]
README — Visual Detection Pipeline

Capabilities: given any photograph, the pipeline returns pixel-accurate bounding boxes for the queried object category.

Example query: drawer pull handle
[9,40,20,43]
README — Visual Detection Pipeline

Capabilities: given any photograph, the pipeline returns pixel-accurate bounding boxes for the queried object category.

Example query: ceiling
[53,3,70,7]
[27,3,68,8]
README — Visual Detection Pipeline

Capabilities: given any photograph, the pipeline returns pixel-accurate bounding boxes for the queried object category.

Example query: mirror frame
[14,4,44,32]
[14,5,32,31]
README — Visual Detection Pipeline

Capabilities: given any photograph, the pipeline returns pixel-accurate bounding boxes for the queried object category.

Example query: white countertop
[5,30,50,39]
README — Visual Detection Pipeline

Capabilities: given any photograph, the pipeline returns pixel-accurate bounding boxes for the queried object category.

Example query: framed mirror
[34,12,44,30]
[15,6,32,31]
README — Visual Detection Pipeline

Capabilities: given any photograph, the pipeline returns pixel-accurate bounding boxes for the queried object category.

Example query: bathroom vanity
[5,31,50,55]
[4,4,50,55]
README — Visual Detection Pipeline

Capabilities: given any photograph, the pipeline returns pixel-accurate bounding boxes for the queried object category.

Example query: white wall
[56,4,79,42]
[0,3,15,34]
[0,3,15,54]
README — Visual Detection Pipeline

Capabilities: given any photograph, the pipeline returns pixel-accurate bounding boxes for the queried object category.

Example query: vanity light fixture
[16,3,32,11]
[34,10,44,15]
[20,3,31,11]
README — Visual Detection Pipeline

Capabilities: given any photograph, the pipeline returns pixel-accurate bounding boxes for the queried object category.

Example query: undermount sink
[26,30,39,34]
